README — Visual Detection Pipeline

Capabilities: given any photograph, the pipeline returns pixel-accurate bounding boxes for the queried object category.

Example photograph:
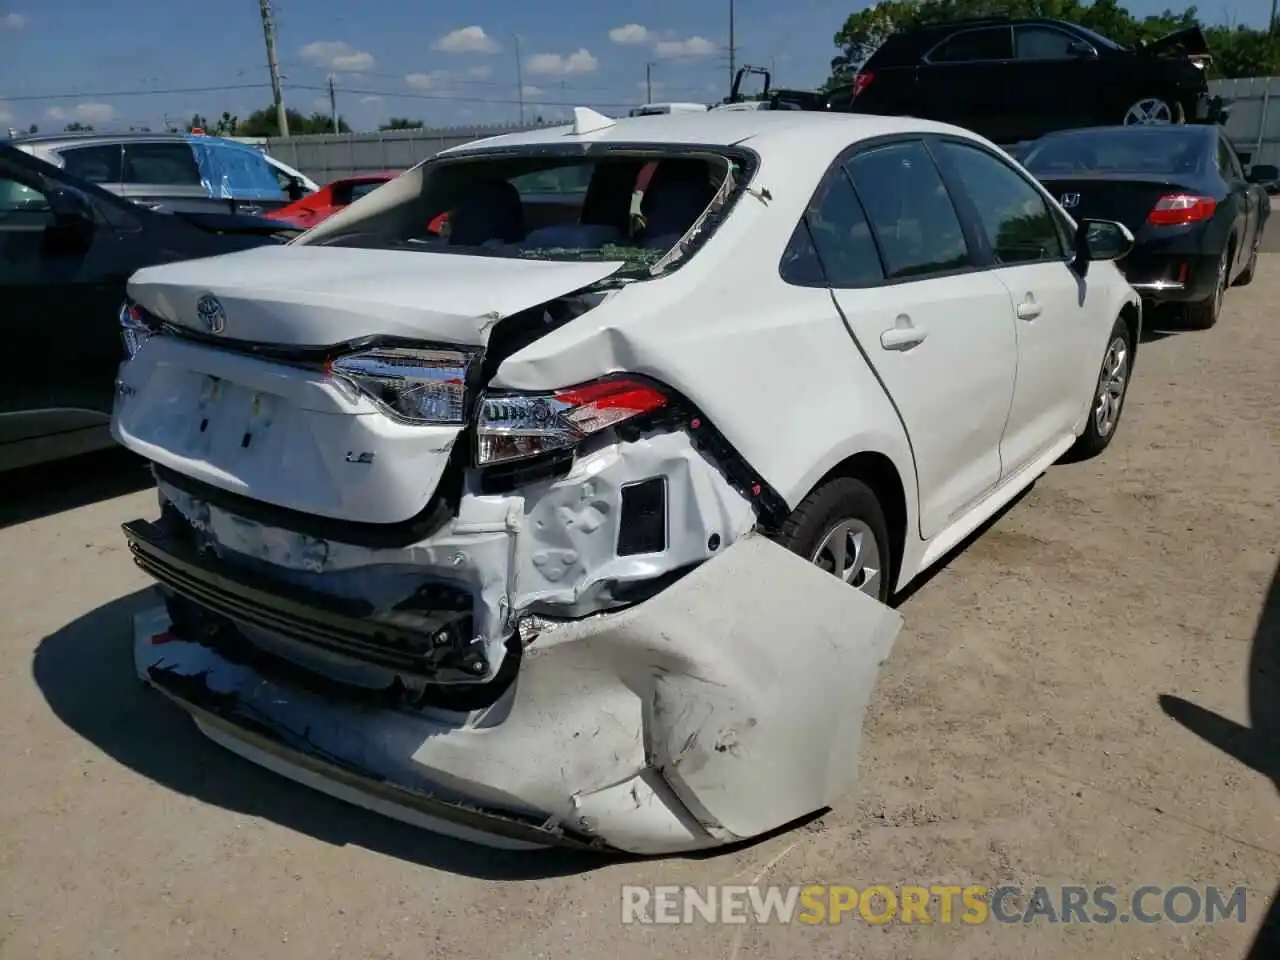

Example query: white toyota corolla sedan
[110,108,1141,855]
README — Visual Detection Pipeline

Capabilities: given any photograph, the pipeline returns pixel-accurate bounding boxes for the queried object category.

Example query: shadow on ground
[0,448,153,530]
[1158,558,1279,958]
[32,588,611,880]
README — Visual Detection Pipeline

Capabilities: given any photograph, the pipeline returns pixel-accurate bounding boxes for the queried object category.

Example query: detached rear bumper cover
[134,534,903,855]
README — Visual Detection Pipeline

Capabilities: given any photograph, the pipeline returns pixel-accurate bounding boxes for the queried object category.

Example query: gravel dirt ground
[0,262,1276,960]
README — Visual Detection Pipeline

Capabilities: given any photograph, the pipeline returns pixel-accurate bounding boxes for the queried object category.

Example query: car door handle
[880,324,928,351]
[1016,300,1042,320]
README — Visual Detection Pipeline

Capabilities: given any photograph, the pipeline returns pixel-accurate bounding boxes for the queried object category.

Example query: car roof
[438,109,984,159]
[1034,124,1215,142]
[9,131,265,154]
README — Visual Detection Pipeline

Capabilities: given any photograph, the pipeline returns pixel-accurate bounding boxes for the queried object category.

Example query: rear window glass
[929,26,1012,62]
[123,143,203,185]
[1022,130,1205,175]
[315,147,748,278]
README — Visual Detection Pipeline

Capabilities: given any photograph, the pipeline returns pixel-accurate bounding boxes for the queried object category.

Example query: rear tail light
[851,71,874,98]
[326,347,477,424]
[119,300,157,358]
[1147,193,1217,226]
[476,377,668,466]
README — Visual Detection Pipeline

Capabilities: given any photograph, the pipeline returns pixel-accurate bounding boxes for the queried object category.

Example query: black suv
[834,18,1222,144]
[1,143,298,472]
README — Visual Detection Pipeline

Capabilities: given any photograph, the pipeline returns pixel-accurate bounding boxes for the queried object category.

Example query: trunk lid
[127,245,626,347]
[113,246,626,525]
[1039,174,1196,234]
[1142,25,1211,65]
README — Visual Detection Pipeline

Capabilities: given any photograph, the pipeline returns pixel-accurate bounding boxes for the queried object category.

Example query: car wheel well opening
[818,452,907,594]
[1119,302,1140,365]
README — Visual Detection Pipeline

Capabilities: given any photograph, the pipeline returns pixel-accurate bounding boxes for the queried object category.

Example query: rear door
[120,140,231,214]
[0,154,134,451]
[1216,132,1255,275]
[931,137,1106,473]
[917,25,1015,141]
[1006,24,1099,136]
[821,138,1020,539]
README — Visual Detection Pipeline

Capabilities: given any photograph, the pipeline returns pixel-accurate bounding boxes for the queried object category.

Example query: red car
[265,171,399,229]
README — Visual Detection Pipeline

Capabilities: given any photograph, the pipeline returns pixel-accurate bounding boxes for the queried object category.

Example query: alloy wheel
[1123,99,1174,125]
[1093,336,1129,438]
[811,518,882,598]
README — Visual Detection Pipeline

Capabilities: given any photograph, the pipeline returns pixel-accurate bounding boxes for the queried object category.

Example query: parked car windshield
[316,147,744,278]
[1021,129,1203,175]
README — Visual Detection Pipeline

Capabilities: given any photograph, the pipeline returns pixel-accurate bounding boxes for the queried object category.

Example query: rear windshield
[313,146,748,279]
[1022,130,1204,175]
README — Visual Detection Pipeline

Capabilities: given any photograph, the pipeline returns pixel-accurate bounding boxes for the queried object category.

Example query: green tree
[236,106,351,137]
[26,123,37,134]
[379,117,424,130]
[63,121,93,132]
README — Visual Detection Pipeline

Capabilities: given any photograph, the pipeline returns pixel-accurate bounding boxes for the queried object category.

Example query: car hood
[1142,25,1210,59]
[126,245,627,347]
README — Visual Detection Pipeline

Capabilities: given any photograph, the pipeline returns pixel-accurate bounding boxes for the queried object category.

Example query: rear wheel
[775,477,892,604]
[1069,316,1133,460]
[1183,242,1231,329]
[1122,97,1184,126]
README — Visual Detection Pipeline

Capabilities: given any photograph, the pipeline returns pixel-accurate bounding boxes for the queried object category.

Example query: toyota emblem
[1060,193,1081,209]
[196,294,226,334]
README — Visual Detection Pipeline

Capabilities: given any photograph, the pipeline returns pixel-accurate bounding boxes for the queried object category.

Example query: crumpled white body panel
[135,534,902,854]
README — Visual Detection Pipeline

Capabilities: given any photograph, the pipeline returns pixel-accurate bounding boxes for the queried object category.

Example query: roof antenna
[571,107,615,135]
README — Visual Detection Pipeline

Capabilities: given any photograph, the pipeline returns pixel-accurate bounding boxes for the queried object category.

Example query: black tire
[1069,315,1134,460]
[1183,242,1231,329]
[774,477,892,604]
[1233,231,1260,287]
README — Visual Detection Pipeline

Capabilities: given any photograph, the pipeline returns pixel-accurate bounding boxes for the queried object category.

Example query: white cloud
[0,12,27,31]
[654,36,716,58]
[608,24,649,45]
[521,85,544,98]
[433,26,499,54]
[299,40,376,72]
[467,64,492,79]
[526,48,598,75]
[359,95,383,104]
[46,102,116,123]
[404,72,440,90]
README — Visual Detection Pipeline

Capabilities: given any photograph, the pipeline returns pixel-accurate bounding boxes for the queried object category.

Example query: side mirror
[1247,163,1279,184]
[1072,218,1133,275]
[45,185,96,231]
[1067,40,1098,58]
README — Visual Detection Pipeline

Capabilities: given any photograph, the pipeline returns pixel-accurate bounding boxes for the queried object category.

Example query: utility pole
[328,75,339,133]
[646,62,653,102]
[514,34,525,125]
[258,0,289,138]
[728,0,736,98]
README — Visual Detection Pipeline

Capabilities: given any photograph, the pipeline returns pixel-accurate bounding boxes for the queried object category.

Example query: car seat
[447,179,526,246]
[637,161,718,249]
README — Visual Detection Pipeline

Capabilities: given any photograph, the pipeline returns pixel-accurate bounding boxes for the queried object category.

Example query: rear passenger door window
[933,140,1063,264]
[843,141,971,280]
[928,26,1012,62]
[122,142,203,185]
[59,145,124,185]
[782,164,884,287]
[1013,26,1078,60]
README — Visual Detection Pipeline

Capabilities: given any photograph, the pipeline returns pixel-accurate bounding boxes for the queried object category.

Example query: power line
[2,83,271,103]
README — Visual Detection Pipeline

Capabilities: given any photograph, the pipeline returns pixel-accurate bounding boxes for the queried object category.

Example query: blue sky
[1,0,1274,134]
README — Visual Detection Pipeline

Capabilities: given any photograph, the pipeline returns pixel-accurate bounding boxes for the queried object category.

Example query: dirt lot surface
[1,264,1276,960]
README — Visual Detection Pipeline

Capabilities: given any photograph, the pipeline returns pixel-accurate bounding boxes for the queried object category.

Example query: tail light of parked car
[476,377,669,466]
[326,347,478,424]
[850,72,874,98]
[1147,193,1217,226]
[119,301,159,358]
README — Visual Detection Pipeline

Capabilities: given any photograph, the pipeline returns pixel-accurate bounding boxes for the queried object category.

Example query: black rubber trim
[123,518,466,676]
[143,665,610,852]
[151,460,461,550]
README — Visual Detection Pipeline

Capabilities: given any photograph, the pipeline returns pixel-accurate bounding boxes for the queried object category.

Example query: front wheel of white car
[776,477,892,604]
[1068,316,1133,460]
